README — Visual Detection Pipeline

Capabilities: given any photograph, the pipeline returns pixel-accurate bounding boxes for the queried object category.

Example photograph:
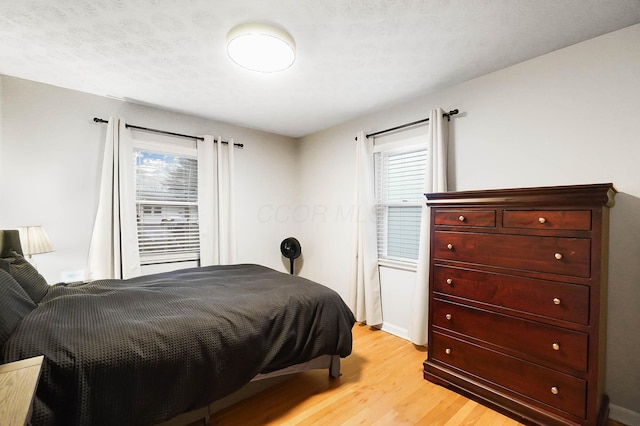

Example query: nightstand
[0,355,44,426]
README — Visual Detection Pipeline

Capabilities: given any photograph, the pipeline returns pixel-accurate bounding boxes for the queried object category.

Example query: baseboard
[610,403,640,426]
[380,322,409,340]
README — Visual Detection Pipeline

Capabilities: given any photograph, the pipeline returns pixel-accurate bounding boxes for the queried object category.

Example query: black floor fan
[280,237,301,275]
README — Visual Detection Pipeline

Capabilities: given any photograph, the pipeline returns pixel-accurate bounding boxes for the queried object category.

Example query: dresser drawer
[432,299,588,372]
[503,210,592,231]
[433,266,590,325]
[434,210,496,227]
[430,332,587,419]
[434,231,591,277]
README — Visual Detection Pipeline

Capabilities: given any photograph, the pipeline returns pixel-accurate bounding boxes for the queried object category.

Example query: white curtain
[197,135,216,266]
[215,137,236,264]
[408,108,449,345]
[197,135,236,266]
[349,131,383,326]
[87,117,140,280]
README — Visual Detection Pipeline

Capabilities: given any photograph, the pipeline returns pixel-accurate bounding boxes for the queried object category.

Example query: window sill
[377,258,418,272]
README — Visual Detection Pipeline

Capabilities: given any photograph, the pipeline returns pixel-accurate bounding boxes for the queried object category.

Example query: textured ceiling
[1,0,639,138]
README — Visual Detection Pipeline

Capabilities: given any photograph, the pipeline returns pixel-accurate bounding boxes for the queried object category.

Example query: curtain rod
[92,117,244,148]
[357,109,459,140]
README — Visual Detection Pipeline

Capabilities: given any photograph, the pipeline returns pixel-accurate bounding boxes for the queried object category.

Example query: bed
[0,229,355,426]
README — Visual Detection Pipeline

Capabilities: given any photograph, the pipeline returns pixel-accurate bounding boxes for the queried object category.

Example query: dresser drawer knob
[554,252,563,260]
[458,215,465,222]
[538,217,546,224]
[551,386,559,395]
[445,348,451,355]
[553,298,561,305]
[445,313,452,320]
[447,244,454,250]
[446,278,453,285]
[552,343,560,351]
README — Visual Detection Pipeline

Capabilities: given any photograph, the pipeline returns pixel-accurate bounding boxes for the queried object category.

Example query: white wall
[298,24,640,421]
[0,78,3,174]
[0,75,299,282]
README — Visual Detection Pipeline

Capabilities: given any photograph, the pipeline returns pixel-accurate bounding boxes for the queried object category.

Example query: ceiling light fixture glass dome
[226,23,296,73]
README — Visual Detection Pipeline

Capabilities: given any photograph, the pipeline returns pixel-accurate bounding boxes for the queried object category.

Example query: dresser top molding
[425,183,617,208]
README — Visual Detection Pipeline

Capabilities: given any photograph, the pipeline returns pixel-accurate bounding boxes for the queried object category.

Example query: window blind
[375,148,426,262]
[134,149,200,265]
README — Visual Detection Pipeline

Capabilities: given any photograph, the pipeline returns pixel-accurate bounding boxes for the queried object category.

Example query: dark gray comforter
[1,264,355,426]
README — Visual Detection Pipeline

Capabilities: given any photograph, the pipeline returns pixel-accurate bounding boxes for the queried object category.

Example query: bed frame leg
[329,355,341,378]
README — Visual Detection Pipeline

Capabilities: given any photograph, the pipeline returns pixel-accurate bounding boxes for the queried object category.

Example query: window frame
[373,135,428,269]
[132,138,201,267]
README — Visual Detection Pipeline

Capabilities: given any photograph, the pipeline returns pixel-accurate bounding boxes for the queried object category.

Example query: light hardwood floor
[211,324,624,425]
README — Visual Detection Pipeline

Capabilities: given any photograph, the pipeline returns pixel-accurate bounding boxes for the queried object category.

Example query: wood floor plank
[442,399,481,426]
[211,324,624,425]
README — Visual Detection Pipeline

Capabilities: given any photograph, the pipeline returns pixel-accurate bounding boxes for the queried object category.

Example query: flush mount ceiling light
[226,23,296,73]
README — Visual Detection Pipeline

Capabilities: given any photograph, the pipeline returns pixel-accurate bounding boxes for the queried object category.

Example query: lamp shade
[227,22,296,72]
[17,226,54,257]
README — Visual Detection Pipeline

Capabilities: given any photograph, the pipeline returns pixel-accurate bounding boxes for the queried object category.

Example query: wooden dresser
[422,183,616,426]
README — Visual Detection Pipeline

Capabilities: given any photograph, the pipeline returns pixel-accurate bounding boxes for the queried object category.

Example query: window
[374,145,427,263]
[134,147,200,265]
